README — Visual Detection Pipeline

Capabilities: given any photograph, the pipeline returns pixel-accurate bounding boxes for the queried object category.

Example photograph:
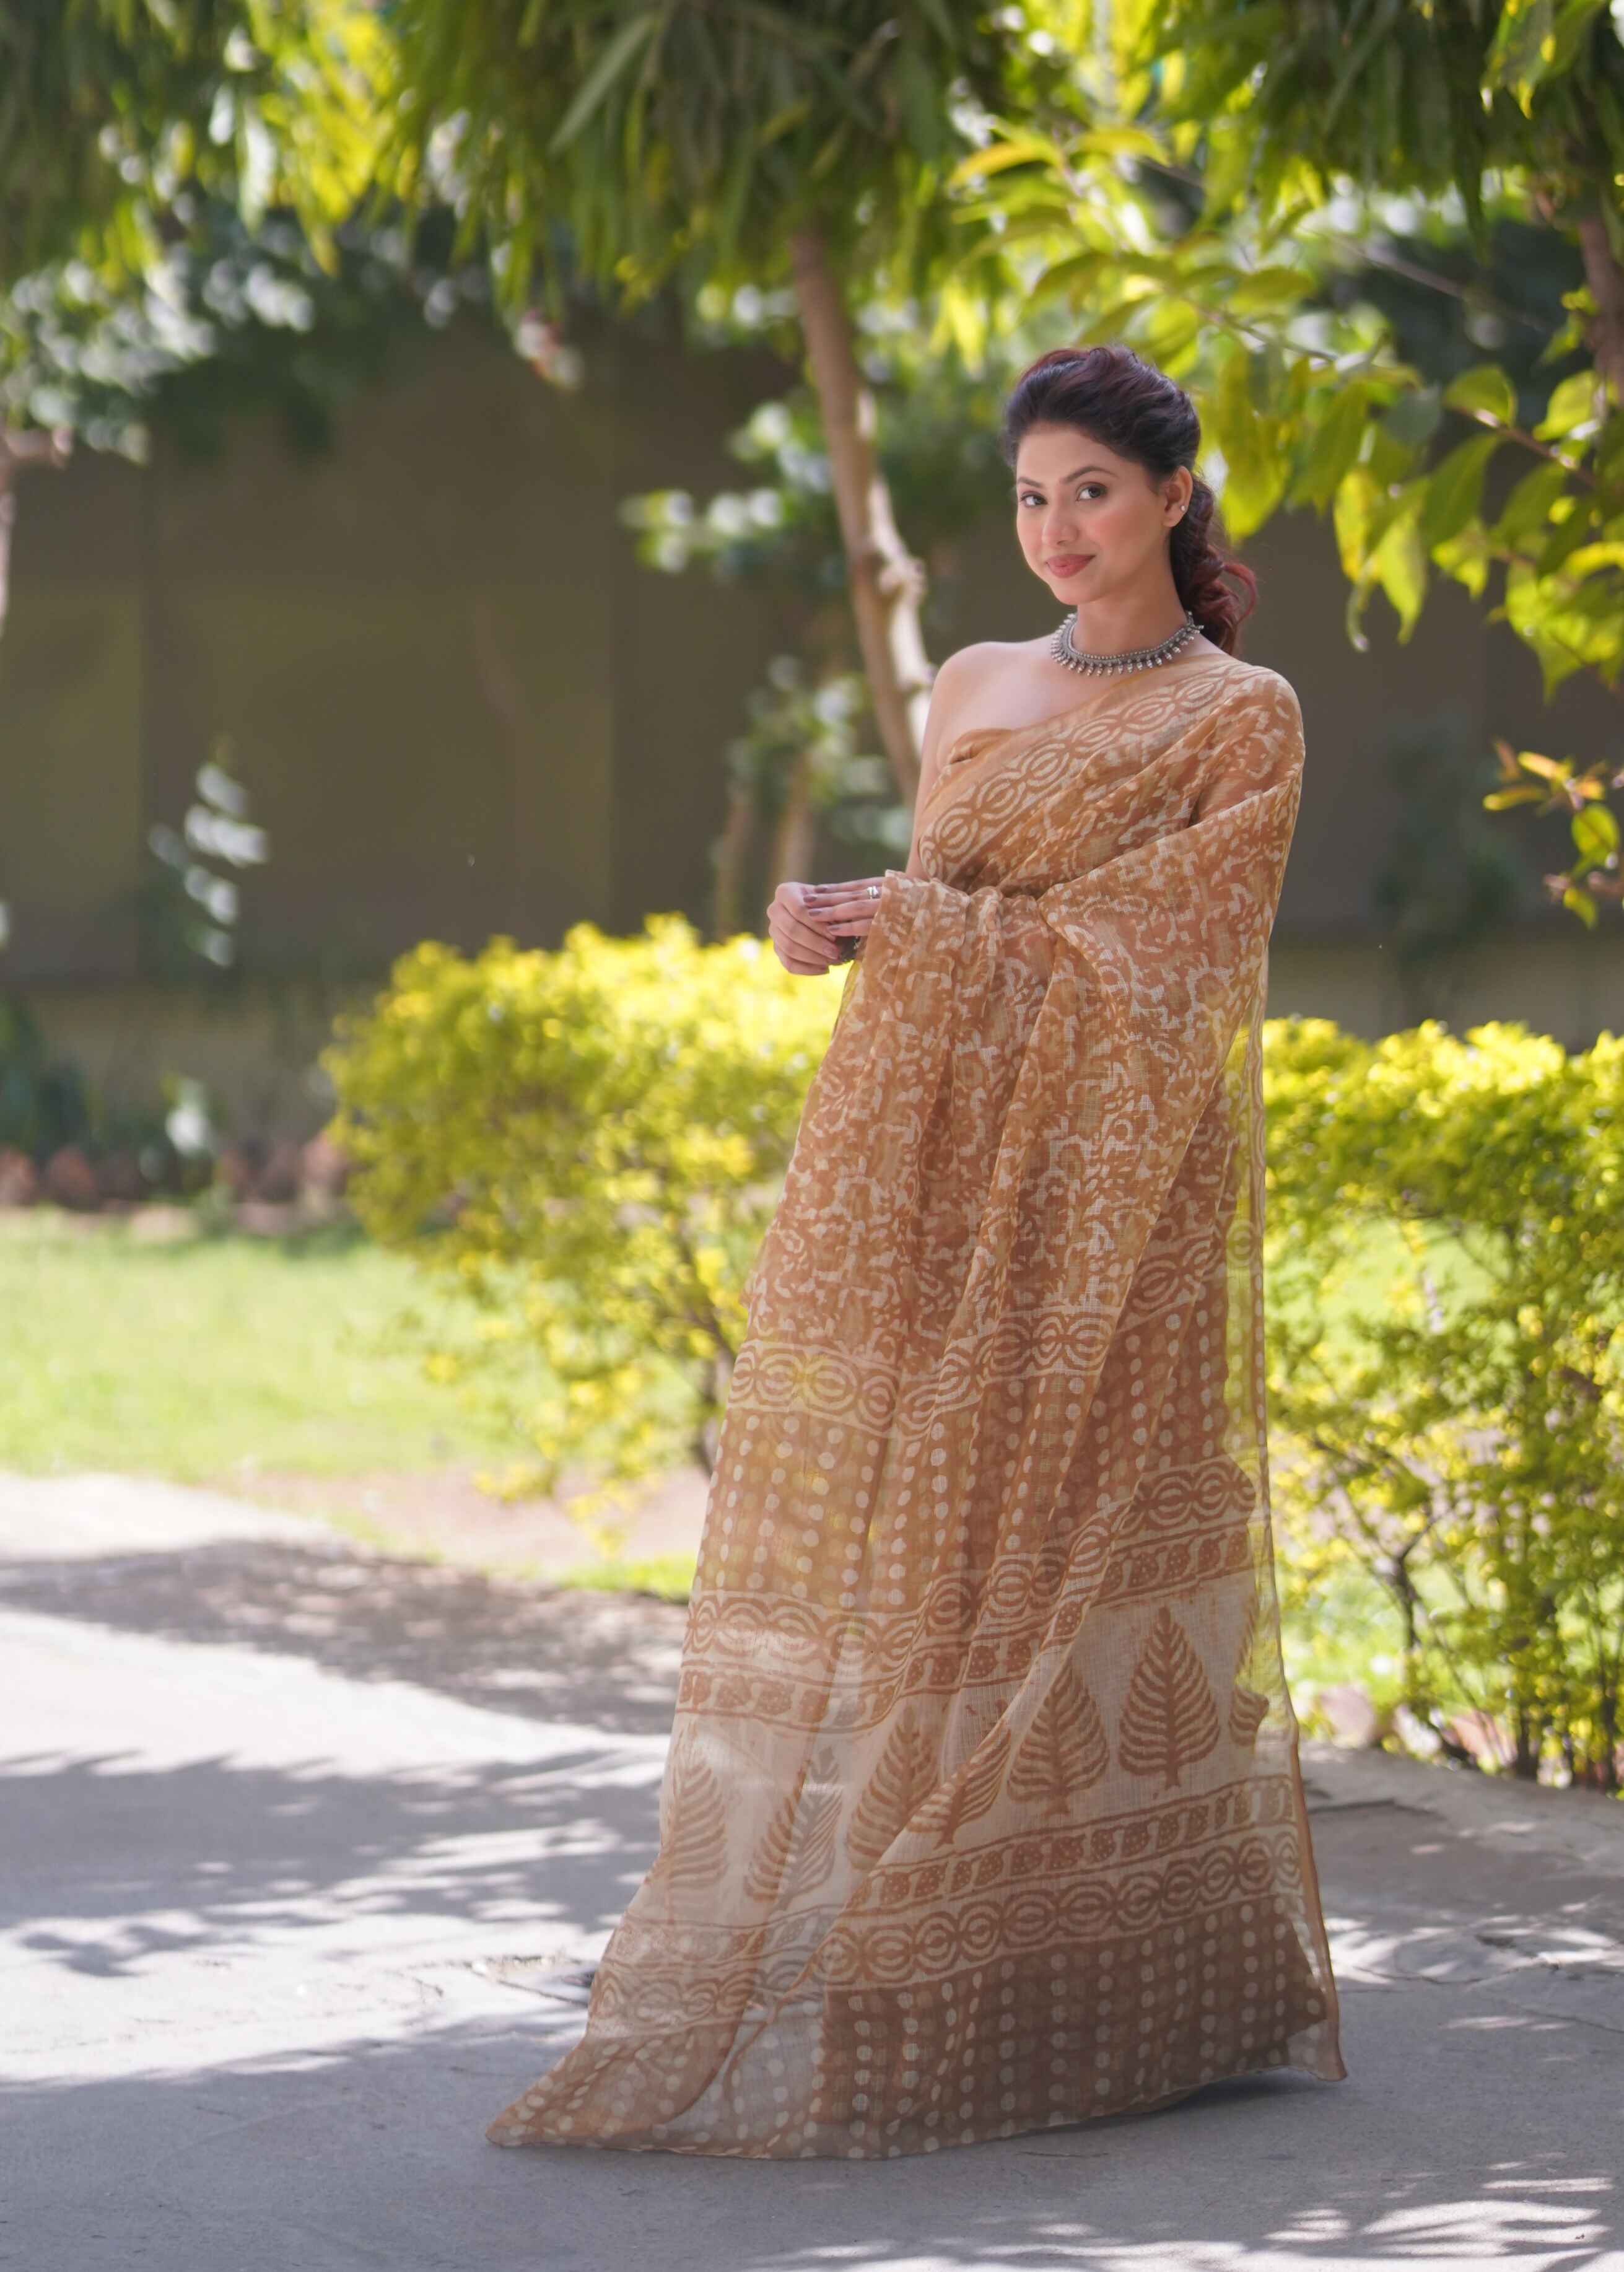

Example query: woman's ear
[1164,468,1194,526]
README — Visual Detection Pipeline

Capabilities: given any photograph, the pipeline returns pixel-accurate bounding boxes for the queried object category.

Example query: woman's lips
[1046,554,1093,576]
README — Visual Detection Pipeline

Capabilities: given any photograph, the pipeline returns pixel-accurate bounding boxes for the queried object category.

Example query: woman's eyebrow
[1013,463,1111,489]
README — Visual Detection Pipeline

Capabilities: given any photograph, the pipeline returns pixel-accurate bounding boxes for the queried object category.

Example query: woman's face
[1012,422,1191,608]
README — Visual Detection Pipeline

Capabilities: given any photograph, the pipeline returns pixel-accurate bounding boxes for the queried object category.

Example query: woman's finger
[804,878,889,922]
[775,909,841,959]
[782,891,842,935]
[804,875,888,902]
[813,894,879,919]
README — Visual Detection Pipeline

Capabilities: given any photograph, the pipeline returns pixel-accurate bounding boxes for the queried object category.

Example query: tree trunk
[789,224,932,802]
[766,745,818,902]
[1576,211,1624,404]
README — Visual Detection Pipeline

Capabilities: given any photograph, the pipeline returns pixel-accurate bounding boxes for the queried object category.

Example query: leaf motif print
[847,1706,936,1869]
[1228,1590,1271,1746]
[1229,1685,1270,1745]
[1118,1604,1221,1791]
[648,1736,729,1892]
[915,1720,1013,1848]
[744,1744,842,1898]
[795,1744,842,1892]
[1007,1664,1110,1815]
[743,1786,798,1902]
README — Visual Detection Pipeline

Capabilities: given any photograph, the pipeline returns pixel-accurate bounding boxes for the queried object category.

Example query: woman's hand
[766,880,845,975]
[801,876,891,963]
[766,876,891,975]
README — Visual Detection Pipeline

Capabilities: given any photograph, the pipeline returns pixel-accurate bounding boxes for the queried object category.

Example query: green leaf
[1433,522,1493,599]
[946,137,1061,186]
[1025,250,1109,310]
[549,12,660,154]
[1486,0,1609,106]
[1420,432,1502,550]
[1535,368,1603,441]
[1207,341,1288,536]
[1290,381,1371,512]
[1443,364,1519,427]
[1491,461,1573,548]
[1371,504,1428,640]
[1225,264,1317,316]
[1572,802,1620,868]
[1343,576,1374,655]
[1535,497,1600,576]
[1381,385,1442,450]
[1333,464,1381,580]
[1563,884,1600,927]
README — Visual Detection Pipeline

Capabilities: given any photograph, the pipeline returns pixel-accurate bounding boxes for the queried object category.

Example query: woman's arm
[902,645,997,880]
[795,645,997,955]
[797,645,1015,951]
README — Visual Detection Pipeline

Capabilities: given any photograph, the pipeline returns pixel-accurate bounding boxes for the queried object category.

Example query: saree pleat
[486,656,1347,2159]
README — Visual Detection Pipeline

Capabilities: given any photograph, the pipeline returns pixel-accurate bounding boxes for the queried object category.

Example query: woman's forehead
[1013,425,1134,478]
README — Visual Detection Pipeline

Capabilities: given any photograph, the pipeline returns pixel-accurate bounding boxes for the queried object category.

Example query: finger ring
[867,883,880,898]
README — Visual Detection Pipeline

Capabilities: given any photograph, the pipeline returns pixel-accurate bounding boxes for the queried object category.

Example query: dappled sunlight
[1,2015,1617,2270]
[5,1519,1622,2263]
[1,1743,663,1983]
[0,1532,688,1736]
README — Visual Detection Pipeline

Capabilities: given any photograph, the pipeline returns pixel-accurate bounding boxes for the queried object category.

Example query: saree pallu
[487,655,1347,2159]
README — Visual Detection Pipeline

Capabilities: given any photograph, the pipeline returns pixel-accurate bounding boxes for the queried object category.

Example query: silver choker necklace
[1050,609,1200,676]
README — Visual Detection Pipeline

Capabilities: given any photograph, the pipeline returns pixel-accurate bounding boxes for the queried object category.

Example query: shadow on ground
[1,1740,662,1973]
[0,1533,688,1734]
[1,2006,1617,2272]
[6,1505,1624,2270]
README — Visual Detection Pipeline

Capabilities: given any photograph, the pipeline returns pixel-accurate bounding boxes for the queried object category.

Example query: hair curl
[999,344,1257,655]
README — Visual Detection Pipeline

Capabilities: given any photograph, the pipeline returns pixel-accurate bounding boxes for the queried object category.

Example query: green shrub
[322,917,844,1521]
[1264,1016,1624,1789]
[326,930,1624,1785]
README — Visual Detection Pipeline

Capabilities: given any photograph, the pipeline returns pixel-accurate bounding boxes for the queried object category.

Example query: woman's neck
[1066,575,1189,657]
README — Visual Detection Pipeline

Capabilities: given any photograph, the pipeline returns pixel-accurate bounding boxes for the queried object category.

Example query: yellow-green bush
[322,917,845,1520]
[328,927,1623,1785]
[1263,1016,1624,1789]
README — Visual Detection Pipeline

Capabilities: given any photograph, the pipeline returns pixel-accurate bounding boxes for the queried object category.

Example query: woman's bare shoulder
[932,637,1047,694]
[925,638,1047,751]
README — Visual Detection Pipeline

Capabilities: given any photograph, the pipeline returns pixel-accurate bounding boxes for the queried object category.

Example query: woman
[485,343,1347,2159]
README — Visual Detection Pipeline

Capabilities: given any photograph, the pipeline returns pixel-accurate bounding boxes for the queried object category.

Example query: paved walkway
[4,1472,1623,2272]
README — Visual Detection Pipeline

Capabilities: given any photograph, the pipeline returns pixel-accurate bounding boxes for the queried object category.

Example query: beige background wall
[2,312,1620,1134]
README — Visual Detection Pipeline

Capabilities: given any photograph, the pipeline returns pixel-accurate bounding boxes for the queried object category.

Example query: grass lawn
[0,1206,1446,1677]
[0,1210,520,1480]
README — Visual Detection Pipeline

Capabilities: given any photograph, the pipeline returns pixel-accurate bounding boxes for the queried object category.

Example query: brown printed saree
[486,653,1347,2159]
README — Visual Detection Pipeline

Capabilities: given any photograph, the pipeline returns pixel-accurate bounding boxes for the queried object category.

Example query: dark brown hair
[1000,344,1257,655]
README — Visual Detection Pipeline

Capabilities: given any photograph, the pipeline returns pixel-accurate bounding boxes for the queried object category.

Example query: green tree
[622,308,1063,924]
[0,1,388,652]
[967,0,1624,917]
[0,0,385,279]
[377,1,1070,797]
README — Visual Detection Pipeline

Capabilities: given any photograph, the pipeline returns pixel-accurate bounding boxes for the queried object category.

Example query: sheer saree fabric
[486,653,1345,2159]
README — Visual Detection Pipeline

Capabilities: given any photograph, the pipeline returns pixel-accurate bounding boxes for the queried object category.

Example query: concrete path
[3,1472,1623,2272]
